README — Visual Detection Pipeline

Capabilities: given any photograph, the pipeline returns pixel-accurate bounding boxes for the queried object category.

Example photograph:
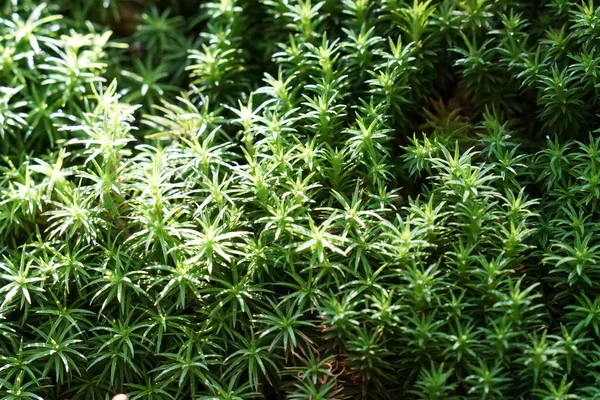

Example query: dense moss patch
[1,1,600,399]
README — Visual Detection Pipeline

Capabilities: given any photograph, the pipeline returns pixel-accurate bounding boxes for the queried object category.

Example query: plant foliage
[1,0,600,399]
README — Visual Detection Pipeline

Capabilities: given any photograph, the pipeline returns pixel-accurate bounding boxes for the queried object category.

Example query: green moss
[1,0,600,399]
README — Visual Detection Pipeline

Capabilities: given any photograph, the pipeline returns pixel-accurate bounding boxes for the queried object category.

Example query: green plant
[2,1,600,399]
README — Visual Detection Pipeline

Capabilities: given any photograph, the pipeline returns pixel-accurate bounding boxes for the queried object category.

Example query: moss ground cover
[1,0,600,399]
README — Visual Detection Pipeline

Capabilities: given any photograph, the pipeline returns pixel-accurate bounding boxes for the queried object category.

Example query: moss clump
[1,1,600,399]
